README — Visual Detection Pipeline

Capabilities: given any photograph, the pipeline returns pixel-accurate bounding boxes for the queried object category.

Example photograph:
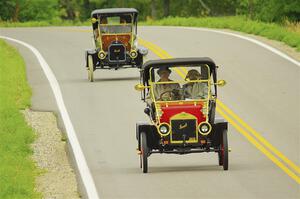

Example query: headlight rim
[157,123,171,136]
[98,50,106,59]
[129,49,138,59]
[198,122,212,136]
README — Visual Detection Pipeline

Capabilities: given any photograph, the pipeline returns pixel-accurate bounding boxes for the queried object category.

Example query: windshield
[99,15,133,34]
[149,65,210,101]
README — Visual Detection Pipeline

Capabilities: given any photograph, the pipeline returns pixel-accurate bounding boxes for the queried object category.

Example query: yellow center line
[217,99,300,174]
[140,38,300,184]
[217,107,300,184]
[139,38,186,78]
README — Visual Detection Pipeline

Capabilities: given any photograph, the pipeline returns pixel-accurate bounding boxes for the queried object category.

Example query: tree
[151,0,157,19]
[163,0,170,17]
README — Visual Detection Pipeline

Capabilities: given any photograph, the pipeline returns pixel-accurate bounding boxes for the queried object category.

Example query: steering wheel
[159,90,174,101]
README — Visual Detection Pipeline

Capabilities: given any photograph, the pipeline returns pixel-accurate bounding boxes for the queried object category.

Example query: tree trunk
[13,1,20,22]
[151,0,157,20]
[163,0,170,17]
[249,0,254,19]
[66,0,75,20]
[199,0,210,15]
[83,0,90,18]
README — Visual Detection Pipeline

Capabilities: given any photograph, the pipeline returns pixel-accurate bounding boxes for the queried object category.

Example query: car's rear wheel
[87,55,94,82]
[218,129,228,170]
[140,132,148,173]
[218,149,223,166]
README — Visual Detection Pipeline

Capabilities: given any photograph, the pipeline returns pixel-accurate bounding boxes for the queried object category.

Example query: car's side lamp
[134,84,146,91]
[91,18,97,24]
[216,80,226,87]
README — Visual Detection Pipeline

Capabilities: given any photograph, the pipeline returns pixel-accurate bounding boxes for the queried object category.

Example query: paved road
[1,26,299,199]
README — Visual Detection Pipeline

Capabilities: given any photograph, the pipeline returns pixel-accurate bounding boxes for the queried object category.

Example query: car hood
[158,102,206,124]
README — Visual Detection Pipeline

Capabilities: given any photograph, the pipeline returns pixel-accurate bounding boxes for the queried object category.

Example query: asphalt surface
[0,26,299,199]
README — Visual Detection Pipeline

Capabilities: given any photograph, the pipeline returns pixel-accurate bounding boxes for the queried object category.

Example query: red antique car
[135,58,228,173]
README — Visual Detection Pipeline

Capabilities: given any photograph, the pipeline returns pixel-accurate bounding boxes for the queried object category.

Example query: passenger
[99,17,108,33]
[183,69,208,99]
[153,67,181,101]
[119,16,131,33]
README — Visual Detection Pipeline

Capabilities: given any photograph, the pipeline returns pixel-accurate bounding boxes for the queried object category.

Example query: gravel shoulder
[22,109,80,199]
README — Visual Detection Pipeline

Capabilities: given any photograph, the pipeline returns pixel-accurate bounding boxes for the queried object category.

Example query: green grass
[141,16,300,51]
[0,18,89,27]
[0,39,40,199]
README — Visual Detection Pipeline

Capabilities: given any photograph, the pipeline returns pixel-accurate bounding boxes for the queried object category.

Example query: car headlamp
[138,47,148,56]
[98,51,106,59]
[158,123,170,136]
[129,50,138,58]
[198,122,212,135]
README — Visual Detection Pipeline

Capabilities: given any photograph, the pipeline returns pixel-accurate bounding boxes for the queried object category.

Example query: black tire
[218,149,223,166]
[219,129,229,170]
[140,132,148,173]
[87,55,94,82]
[135,53,143,68]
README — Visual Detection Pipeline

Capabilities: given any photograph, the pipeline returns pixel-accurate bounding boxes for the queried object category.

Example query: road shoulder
[23,109,80,199]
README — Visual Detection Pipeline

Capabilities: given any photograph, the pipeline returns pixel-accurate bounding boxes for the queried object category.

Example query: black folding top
[91,8,138,17]
[143,57,216,71]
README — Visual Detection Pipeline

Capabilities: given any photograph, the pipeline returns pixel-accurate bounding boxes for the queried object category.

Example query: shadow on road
[93,76,140,82]
[120,164,231,174]
[148,165,223,173]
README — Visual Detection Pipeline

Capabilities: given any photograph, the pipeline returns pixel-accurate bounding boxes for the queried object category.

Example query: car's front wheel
[140,132,148,173]
[218,129,229,170]
[135,52,143,68]
[87,55,94,82]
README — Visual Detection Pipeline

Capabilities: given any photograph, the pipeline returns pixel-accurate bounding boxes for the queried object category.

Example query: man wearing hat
[153,66,181,101]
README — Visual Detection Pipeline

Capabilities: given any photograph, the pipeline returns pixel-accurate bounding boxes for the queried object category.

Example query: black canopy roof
[91,8,138,18]
[143,57,216,70]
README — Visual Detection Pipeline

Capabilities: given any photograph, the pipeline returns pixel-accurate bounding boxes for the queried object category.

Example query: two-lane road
[1,26,299,199]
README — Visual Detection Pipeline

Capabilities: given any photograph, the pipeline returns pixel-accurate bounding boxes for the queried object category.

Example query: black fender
[136,122,159,150]
[135,52,143,68]
[209,118,228,146]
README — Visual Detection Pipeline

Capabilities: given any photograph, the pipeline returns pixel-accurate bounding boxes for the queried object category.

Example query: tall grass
[142,16,300,51]
[0,39,40,199]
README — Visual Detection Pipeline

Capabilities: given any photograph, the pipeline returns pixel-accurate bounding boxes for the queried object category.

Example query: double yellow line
[138,38,300,184]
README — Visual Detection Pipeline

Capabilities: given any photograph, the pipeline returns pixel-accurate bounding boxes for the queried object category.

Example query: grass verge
[0,19,89,27]
[141,16,300,51]
[0,39,40,198]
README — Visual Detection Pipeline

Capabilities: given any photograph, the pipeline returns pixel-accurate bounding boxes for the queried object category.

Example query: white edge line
[0,36,100,199]
[161,26,300,67]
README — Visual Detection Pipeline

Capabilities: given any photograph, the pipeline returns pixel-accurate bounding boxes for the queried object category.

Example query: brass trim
[198,122,212,136]
[156,123,171,136]
[98,50,106,59]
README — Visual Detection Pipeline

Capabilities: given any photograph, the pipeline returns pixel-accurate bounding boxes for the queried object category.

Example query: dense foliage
[0,0,299,22]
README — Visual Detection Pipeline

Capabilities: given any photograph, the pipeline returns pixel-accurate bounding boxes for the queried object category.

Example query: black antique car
[134,58,229,173]
[85,8,148,81]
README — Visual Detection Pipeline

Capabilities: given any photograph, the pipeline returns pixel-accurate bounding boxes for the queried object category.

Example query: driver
[183,69,208,99]
[153,66,181,101]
